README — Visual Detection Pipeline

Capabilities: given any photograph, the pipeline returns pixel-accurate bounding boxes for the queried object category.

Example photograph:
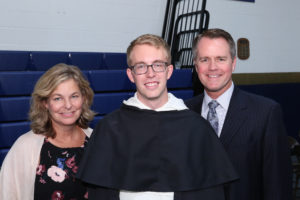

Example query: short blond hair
[126,34,171,66]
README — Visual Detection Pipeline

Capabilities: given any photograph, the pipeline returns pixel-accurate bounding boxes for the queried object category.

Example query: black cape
[77,104,238,200]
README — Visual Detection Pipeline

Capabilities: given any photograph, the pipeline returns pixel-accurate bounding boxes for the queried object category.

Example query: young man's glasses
[129,62,169,75]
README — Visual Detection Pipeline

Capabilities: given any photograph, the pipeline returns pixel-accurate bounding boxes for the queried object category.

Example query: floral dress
[34,137,89,200]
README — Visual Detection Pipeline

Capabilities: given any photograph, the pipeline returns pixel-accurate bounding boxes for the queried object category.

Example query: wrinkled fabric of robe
[77,104,239,200]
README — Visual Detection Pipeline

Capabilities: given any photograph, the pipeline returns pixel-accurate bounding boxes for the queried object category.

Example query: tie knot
[208,100,219,109]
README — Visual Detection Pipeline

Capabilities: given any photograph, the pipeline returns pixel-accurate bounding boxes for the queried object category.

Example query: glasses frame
[129,62,169,75]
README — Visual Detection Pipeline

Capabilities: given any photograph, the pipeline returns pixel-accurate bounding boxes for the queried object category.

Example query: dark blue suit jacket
[185,87,292,200]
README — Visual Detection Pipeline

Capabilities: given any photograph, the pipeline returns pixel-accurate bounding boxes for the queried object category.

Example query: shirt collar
[203,82,234,110]
[123,92,188,111]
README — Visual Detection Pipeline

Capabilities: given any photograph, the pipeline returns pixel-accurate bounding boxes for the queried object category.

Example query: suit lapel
[196,89,248,147]
[219,88,248,147]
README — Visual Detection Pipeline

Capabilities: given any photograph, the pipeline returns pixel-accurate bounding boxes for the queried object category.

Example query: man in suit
[185,28,292,200]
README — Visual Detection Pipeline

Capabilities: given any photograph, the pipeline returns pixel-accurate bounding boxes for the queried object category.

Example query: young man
[77,34,238,200]
[185,28,292,200]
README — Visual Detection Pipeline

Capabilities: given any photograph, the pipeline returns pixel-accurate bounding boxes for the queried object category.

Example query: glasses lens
[134,64,146,74]
[132,62,168,75]
[152,62,167,72]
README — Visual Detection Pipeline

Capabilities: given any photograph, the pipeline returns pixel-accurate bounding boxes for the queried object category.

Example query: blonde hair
[126,34,171,66]
[29,63,95,138]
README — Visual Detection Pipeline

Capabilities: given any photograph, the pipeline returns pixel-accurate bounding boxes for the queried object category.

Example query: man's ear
[126,68,135,83]
[166,64,174,80]
[194,60,199,73]
[232,56,237,72]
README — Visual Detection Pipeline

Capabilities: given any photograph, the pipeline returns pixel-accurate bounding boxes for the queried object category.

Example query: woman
[0,63,95,199]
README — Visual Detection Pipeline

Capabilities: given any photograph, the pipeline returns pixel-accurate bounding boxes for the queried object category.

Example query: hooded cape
[77,104,238,199]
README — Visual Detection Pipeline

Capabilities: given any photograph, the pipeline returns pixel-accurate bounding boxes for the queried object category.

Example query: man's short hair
[192,28,236,61]
[127,34,171,66]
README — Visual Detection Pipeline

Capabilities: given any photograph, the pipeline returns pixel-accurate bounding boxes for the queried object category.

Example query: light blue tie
[207,100,219,134]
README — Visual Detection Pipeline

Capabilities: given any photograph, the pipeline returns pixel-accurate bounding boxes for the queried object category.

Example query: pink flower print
[64,171,70,180]
[47,166,66,183]
[72,165,78,173]
[84,191,88,199]
[36,164,46,175]
[66,156,76,168]
[39,177,46,184]
[51,190,64,200]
